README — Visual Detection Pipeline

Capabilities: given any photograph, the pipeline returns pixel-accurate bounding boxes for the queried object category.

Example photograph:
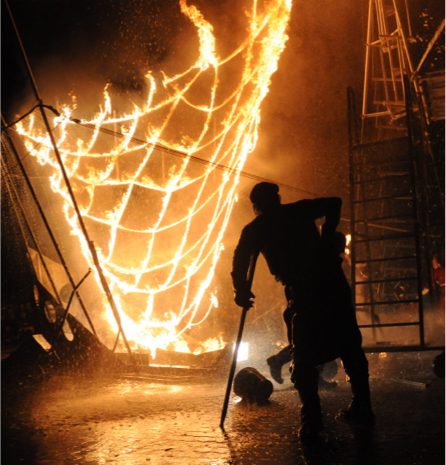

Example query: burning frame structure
[2,0,293,374]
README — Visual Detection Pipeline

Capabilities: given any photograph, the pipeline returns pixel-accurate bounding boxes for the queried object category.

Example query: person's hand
[234,290,255,308]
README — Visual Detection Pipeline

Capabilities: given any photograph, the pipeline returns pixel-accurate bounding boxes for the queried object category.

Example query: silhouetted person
[231,182,373,441]
[267,232,348,389]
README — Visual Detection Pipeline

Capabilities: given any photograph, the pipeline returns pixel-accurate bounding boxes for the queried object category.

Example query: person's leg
[339,333,374,424]
[266,303,294,383]
[267,344,291,384]
[291,357,323,440]
[268,348,339,388]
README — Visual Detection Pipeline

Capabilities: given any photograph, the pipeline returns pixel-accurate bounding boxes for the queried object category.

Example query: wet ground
[2,349,444,465]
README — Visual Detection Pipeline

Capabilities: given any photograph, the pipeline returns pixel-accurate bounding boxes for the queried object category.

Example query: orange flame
[16,0,292,358]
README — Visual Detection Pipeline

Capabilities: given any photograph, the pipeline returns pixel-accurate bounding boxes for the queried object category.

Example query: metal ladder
[349,136,428,351]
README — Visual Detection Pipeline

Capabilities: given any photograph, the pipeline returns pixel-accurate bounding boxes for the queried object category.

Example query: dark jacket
[231,197,342,292]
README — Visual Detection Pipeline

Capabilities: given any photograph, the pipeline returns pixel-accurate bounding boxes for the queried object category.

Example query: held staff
[220,253,257,429]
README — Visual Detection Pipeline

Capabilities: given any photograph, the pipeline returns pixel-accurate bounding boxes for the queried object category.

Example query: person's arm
[231,225,259,308]
[297,197,342,237]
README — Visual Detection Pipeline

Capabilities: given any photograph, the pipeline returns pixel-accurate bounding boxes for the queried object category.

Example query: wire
[6,102,320,197]
[8,103,412,232]
[73,119,321,198]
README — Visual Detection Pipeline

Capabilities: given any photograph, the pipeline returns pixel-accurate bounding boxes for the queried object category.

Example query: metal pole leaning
[220,254,258,430]
[4,1,137,368]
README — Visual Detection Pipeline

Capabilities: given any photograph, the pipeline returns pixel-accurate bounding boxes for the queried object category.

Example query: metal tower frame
[362,0,420,140]
[349,0,445,352]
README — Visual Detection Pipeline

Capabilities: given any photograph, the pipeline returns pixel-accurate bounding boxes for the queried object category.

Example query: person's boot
[298,397,324,442]
[267,345,292,384]
[294,374,324,442]
[339,375,374,425]
[298,416,324,442]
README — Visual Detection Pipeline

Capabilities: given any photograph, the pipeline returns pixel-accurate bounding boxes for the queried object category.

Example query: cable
[9,104,412,232]
[7,102,320,197]
[72,119,321,198]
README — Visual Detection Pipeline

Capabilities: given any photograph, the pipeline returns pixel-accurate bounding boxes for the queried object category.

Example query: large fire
[15,0,292,358]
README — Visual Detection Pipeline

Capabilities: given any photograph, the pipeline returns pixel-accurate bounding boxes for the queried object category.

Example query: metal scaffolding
[348,0,444,352]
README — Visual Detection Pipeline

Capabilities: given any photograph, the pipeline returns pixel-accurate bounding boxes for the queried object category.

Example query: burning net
[15,0,292,357]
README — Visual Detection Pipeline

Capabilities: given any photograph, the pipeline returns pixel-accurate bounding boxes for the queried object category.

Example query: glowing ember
[345,234,351,255]
[16,0,292,357]
[346,234,351,247]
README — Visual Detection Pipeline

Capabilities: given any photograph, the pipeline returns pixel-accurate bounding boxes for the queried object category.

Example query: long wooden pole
[220,253,257,429]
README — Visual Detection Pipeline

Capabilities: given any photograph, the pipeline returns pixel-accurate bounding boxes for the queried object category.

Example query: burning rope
[13,0,294,358]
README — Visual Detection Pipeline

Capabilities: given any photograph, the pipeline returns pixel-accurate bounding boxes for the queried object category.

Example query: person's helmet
[249,182,280,213]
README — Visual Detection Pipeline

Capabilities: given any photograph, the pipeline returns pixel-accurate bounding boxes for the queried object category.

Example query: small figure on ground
[231,182,374,442]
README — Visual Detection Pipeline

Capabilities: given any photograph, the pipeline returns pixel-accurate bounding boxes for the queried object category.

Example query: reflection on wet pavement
[2,351,445,465]
[27,379,231,464]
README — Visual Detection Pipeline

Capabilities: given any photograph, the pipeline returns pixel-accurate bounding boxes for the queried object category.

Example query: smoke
[246,0,368,202]
[5,1,253,116]
[3,1,185,118]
